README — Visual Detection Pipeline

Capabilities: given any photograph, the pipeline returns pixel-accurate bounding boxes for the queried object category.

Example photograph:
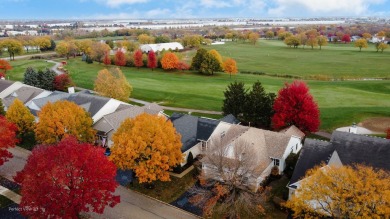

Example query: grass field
[207,40,390,79]
[6,59,54,81]
[5,41,390,131]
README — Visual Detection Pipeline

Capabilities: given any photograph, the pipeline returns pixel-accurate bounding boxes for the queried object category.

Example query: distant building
[140,42,184,53]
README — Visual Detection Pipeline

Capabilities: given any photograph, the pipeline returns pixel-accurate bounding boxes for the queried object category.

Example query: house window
[272,158,279,166]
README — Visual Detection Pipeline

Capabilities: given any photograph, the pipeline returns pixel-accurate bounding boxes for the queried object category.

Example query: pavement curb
[127,187,202,219]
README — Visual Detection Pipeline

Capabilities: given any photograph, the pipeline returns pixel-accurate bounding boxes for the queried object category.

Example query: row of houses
[0,79,309,190]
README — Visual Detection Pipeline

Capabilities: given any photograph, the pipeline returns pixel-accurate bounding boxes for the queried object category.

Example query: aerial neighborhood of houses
[0,14,390,219]
[1,76,388,218]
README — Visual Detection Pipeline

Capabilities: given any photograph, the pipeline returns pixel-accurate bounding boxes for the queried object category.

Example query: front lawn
[129,168,198,203]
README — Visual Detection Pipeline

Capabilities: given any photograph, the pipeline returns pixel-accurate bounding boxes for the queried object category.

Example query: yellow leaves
[223,58,238,75]
[35,100,95,144]
[6,99,35,134]
[285,164,390,218]
[94,68,132,102]
[110,113,183,184]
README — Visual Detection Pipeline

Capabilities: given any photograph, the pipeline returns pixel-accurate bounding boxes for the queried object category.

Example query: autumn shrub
[53,74,74,91]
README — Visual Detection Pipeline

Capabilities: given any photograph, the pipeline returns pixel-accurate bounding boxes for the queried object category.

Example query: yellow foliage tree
[90,42,111,63]
[138,34,155,44]
[6,99,35,135]
[223,58,238,78]
[209,49,223,69]
[354,38,368,51]
[248,32,259,45]
[34,36,51,51]
[317,35,328,50]
[94,68,132,101]
[55,40,78,59]
[161,52,179,70]
[35,100,96,144]
[76,39,93,56]
[362,32,372,39]
[285,164,390,218]
[110,113,183,183]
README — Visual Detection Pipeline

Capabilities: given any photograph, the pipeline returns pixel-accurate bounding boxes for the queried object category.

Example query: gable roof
[203,124,294,178]
[93,104,163,135]
[170,113,220,152]
[0,79,14,93]
[289,131,390,186]
[30,91,111,118]
[279,125,305,139]
[3,86,45,107]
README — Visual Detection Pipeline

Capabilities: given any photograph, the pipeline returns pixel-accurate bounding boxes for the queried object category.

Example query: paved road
[3,52,56,61]
[0,147,198,219]
[46,60,63,75]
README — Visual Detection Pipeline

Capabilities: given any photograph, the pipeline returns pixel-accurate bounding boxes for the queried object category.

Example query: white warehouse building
[140,42,184,53]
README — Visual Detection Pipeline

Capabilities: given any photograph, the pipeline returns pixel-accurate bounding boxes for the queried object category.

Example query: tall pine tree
[222,81,247,118]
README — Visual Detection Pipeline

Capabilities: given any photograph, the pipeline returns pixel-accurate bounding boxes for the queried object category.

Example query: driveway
[0,146,198,219]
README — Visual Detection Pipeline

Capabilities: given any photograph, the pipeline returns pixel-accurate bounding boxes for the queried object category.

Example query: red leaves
[14,136,119,218]
[0,116,18,166]
[134,49,144,68]
[147,50,157,70]
[342,34,351,43]
[103,51,111,65]
[176,61,190,71]
[272,80,320,133]
[114,50,126,67]
[53,74,74,91]
[0,59,12,75]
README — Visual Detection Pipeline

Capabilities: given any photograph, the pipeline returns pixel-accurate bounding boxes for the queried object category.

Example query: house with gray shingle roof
[287,131,390,199]
[202,123,303,191]
[0,79,24,99]
[93,105,165,147]
[27,91,126,123]
[2,85,51,111]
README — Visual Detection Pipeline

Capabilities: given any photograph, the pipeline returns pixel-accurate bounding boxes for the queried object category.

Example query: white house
[202,123,303,191]
[140,42,184,53]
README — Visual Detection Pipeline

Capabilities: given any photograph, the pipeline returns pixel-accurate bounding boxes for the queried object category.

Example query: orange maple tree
[0,116,19,166]
[161,52,179,70]
[223,58,238,78]
[110,113,183,183]
[35,100,96,144]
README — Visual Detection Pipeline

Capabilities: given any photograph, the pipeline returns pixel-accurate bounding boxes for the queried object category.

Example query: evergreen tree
[38,69,56,91]
[243,81,275,128]
[23,67,39,88]
[222,81,247,118]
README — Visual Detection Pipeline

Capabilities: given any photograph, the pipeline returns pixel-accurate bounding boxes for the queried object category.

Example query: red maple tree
[147,50,157,70]
[114,50,126,67]
[0,116,18,166]
[0,59,12,77]
[272,80,320,133]
[176,61,190,71]
[134,49,144,69]
[341,34,351,43]
[103,51,111,65]
[14,136,120,218]
[386,128,390,139]
[53,74,74,91]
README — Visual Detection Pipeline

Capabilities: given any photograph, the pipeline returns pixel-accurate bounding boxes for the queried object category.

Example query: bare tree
[190,126,270,218]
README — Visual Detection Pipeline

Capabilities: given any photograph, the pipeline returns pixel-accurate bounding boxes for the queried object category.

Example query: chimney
[349,122,357,134]
[68,87,75,94]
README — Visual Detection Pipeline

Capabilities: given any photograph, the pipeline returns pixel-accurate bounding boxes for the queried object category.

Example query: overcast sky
[1,0,389,20]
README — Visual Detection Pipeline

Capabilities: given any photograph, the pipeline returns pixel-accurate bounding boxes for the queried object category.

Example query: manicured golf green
[60,58,389,131]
